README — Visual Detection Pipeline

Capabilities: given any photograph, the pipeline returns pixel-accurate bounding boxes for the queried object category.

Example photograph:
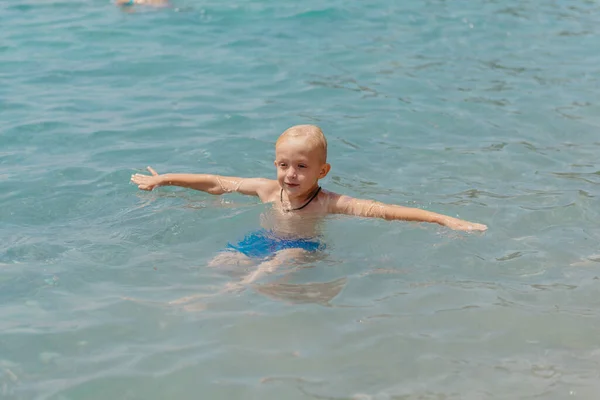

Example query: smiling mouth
[285,183,299,187]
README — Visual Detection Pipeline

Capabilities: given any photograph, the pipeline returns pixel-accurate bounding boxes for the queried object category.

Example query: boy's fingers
[147,166,158,176]
[470,223,487,231]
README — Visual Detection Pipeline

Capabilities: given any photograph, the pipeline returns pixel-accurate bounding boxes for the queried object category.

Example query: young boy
[131,125,486,285]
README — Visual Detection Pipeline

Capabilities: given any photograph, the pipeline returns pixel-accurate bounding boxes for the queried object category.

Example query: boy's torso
[257,180,334,239]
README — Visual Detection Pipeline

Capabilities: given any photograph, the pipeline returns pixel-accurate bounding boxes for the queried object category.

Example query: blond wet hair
[276,125,328,164]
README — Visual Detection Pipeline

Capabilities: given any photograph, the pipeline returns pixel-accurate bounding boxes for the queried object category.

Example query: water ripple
[3,0,600,398]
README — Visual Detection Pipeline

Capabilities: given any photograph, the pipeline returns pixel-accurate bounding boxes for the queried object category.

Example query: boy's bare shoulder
[321,188,351,201]
[320,188,353,212]
[249,178,280,201]
[321,189,375,215]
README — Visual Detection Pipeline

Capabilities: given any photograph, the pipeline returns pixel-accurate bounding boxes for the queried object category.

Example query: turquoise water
[2,0,600,398]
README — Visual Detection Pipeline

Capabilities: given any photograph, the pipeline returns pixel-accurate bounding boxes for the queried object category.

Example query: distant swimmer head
[115,0,170,6]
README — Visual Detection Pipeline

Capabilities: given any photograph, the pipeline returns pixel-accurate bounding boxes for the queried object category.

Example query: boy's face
[274,137,330,197]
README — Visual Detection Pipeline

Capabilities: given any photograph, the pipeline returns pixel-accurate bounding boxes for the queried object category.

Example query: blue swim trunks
[226,229,325,259]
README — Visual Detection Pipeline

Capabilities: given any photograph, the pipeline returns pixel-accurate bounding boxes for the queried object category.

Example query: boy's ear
[319,163,331,179]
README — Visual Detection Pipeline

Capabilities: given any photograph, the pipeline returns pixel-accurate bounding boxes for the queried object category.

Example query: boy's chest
[260,207,324,238]
[265,189,329,215]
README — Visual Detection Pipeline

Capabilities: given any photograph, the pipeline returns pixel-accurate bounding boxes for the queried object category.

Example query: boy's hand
[131,166,162,191]
[442,217,488,232]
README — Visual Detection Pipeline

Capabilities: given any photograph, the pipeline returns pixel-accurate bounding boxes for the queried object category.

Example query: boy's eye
[298,164,307,168]
[279,163,287,167]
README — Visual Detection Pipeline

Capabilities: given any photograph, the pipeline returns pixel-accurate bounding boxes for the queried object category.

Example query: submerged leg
[208,251,253,268]
[227,248,310,290]
[162,252,254,307]
[158,250,312,309]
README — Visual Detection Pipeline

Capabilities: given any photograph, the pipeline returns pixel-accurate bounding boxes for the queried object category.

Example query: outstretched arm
[131,166,276,198]
[328,194,487,231]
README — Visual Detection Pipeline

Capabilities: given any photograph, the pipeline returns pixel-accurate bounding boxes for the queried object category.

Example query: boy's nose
[287,168,297,178]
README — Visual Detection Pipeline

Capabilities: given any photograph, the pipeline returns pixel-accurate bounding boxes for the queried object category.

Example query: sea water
[2,0,600,398]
